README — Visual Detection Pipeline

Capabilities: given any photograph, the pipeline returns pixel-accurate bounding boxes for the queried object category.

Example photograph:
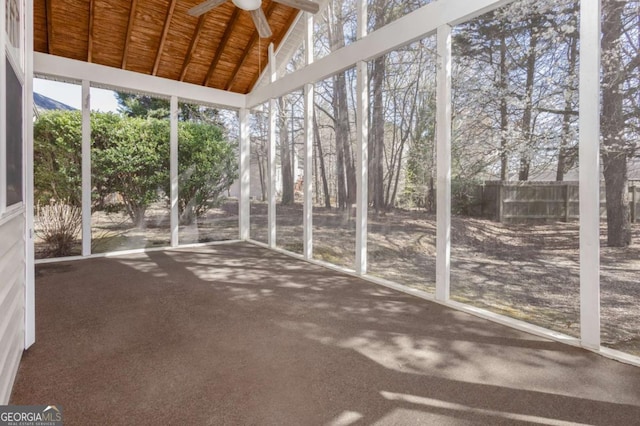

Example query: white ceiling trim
[34,53,247,110]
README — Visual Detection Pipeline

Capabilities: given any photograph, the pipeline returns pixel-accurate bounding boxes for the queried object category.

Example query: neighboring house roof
[34,92,76,112]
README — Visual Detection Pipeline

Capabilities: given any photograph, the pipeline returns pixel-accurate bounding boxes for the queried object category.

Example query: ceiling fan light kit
[232,0,261,11]
[188,0,320,39]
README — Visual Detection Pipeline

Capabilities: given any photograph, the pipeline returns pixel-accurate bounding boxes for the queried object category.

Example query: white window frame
[1,0,25,220]
[5,0,22,72]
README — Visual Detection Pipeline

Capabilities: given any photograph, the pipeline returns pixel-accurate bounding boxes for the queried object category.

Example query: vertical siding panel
[0,215,26,404]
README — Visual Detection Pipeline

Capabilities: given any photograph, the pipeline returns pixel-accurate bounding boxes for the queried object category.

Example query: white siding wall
[0,213,25,404]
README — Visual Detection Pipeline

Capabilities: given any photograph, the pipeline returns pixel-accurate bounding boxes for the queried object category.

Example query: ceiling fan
[188,0,320,39]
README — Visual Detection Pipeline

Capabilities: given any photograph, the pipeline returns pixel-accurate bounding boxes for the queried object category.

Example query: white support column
[304,83,313,259]
[579,0,601,350]
[81,81,91,256]
[24,0,36,349]
[239,108,250,240]
[435,25,452,302]
[355,61,368,275]
[355,0,369,274]
[268,43,277,248]
[357,0,368,40]
[306,13,314,65]
[0,0,6,214]
[303,14,314,260]
[170,96,179,247]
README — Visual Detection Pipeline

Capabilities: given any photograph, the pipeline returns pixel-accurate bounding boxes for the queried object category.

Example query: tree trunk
[333,72,352,210]
[499,28,510,181]
[601,0,631,247]
[257,150,266,201]
[279,97,294,205]
[518,17,539,182]
[126,204,146,228]
[328,4,356,209]
[313,111,331,208]
[371,56,386,211]
[556,32,579,182]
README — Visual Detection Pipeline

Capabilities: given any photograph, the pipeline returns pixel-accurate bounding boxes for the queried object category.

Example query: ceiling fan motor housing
[232,0,262,11]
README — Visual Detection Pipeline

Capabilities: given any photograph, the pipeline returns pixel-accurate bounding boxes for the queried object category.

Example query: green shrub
[92,115,170,226]
[175,122,238,225]
[34,111,83,206]
[34,111,238,228]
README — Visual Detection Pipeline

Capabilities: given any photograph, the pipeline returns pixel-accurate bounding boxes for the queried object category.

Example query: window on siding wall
[6,58,23,206]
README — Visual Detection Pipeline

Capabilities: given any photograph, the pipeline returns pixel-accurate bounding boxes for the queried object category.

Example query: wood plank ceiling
[34,0,300,94]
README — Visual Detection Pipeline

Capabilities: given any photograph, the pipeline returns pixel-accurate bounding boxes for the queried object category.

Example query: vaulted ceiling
[33,0,301,94]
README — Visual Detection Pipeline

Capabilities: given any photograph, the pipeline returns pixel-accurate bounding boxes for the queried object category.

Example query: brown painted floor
[10,243,640,425]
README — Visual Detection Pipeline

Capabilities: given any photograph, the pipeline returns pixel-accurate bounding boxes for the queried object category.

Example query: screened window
[6,58,23,206]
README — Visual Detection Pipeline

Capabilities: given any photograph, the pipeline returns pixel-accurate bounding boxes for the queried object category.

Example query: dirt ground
[37,200,640,356]
[35,201,239,258]
[250,202,640,356]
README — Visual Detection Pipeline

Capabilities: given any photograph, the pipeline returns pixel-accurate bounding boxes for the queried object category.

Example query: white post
[268,43,277,248]
[579,0,601,350]
[239,108,250,240]
[355,60,368,275]
[303,14,314,260]
[81,80,91,256]
[357,0,368,40]
[24,0,35,348]
[304,86,313,259]
[0,0,5,215]
[170,95,179,247]
[436,25,452,302]
[306,13,314,66]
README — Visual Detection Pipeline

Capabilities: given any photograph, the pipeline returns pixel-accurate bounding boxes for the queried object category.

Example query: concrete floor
[11,243,640,425]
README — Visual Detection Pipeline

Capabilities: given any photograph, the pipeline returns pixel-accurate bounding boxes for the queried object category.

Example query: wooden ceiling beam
[224,3,279,92]
[153,0,178,76]
[179,15,207,81]
[45,0,53,54]
[121,0,139,69]
[87,0,95,62]
[203,8,240,86]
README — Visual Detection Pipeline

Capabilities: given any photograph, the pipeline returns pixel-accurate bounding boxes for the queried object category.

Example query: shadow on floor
[11,243,640,425]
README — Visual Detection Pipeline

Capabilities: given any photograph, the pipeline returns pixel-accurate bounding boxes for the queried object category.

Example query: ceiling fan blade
[272,0,320,14]
[188,0,228,17]
[250,7,273,39]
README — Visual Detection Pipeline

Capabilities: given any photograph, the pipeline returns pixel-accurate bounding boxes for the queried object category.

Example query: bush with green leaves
[92,114,170,227]
[34,111,83,206]
[174,122,238,225]
[35,111,238,231]
[451,177,483,216]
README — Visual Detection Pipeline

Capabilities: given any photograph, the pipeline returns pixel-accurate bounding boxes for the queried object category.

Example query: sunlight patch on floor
[326,411,363,426]
[379,391,590,426]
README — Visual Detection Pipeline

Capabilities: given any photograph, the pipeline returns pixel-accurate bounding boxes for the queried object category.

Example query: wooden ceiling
[34,0,301,94]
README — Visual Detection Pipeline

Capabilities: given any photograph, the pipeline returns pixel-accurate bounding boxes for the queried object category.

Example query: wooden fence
[469,181,640,223]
